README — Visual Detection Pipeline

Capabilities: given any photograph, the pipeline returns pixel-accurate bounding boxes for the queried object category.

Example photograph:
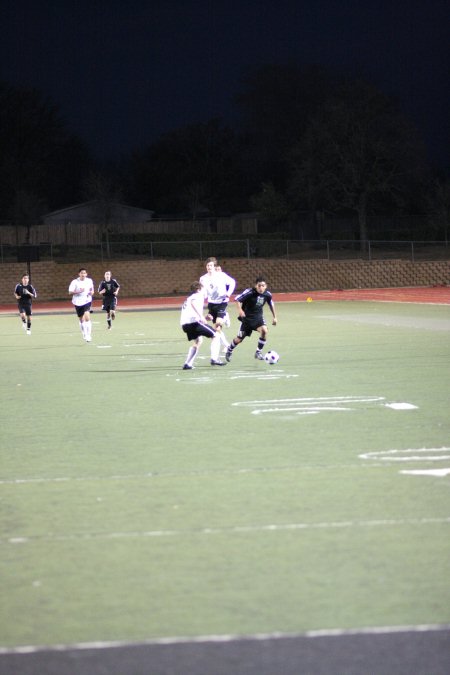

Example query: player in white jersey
[199,257,236,354]
[180,282,225,369]
[68,268,95,342]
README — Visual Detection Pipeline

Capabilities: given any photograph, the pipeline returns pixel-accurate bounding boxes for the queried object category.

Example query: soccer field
[0,300,449,669]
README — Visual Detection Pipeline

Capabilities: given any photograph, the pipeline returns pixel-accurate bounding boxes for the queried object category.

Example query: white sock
[85,320,92,338]
[186,346,198,366]
[211,336,221,361]
[219,331,229,348]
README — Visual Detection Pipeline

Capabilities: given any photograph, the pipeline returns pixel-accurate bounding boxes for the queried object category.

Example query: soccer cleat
[182,364,193,370]
[210,359,226,366]
[85,337,92,342]
[107,325,112,330]
[26,329,31,335]
[254,350,264,360]
[225,348,233,362]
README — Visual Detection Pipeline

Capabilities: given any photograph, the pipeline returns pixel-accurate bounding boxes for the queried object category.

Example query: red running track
[0,286,448,314]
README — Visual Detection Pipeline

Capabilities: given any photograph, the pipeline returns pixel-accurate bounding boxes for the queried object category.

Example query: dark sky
[2,0,449,167]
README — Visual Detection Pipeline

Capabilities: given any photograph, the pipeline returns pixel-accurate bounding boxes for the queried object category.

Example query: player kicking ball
[180,282,226,369]
[226,276,277,362]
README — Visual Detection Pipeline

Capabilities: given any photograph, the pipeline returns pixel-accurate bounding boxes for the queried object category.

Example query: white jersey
[199,271,236,304]
[180,291,205,325]
[69,277,94,306]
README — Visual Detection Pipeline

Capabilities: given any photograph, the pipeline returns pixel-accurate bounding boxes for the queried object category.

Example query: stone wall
[0,258,449,303]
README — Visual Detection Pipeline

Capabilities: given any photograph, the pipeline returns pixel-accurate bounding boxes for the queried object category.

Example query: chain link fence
[1,239,449,263]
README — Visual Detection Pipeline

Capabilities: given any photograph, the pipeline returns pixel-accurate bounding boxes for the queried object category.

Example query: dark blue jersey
[98,279,120,297]
[15,283,36,303]
[235,287,273,320]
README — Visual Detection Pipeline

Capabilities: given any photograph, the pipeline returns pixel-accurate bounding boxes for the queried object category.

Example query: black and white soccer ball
[264,350,280,364]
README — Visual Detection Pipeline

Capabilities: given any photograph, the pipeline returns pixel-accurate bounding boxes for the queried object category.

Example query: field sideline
[1,285,449,674]
[0,284,449,315]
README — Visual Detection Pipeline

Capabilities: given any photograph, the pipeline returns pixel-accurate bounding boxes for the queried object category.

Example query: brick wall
[1,258,449,303]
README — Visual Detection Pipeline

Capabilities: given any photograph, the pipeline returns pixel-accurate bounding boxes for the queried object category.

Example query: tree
[0,82,92,222]
[82,170,124,256]
[288,80,429,242]
[250,182,291,229]
[234,63,336,191]
[125,119,245,215]
[427,176,450,241]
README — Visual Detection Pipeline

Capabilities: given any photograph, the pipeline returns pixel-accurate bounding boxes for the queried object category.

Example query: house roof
[44,200,154,218]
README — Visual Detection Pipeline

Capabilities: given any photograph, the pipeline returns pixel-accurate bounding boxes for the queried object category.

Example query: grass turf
[0,301,449,646]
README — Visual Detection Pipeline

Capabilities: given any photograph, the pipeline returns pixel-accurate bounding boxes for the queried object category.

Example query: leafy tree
[427,176,450,240]
[288,80,429,242]
[82,170,124,255]
[235,63,336,191]
[250,182,291,229]
[0,82,92,222]
[125,119,245,215]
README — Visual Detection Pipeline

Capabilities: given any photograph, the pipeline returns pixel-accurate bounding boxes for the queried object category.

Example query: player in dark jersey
[98,271,120,329]
[225,276,277,361]
[14,274,37,334]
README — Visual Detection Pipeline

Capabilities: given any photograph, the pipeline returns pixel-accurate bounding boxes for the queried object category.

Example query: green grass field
[1,300,449,648]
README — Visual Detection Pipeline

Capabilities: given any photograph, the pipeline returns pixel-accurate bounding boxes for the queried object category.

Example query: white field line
[231,395,413,416]
[359,447,450,462]
[4,516,450,545]
[2,445,450,486]
[0,461,406,486]
[1,623,449,655]
[401,468,450,477]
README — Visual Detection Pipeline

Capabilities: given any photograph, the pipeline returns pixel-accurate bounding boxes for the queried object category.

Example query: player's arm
[114,281,120,295]
[236,300,246,319]
[268,299,277,325]
[224,274,236,298]
[190,297,205,323]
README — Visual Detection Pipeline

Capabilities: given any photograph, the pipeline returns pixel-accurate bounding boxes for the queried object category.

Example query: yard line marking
[232,395,418,416]
[1,623,449,655]
[359,447,450,462]
[5,516,450,545]
[0,463,391,486]
[175,370,298,383]
[401,468,450,477]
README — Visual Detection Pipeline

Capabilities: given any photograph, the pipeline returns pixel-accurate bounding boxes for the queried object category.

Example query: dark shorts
[208,302,228,322]
[18,302,32,316]
[182,322,216,341]
[238,316,265,338]
[74,302,92,318]
[102,297,117,312]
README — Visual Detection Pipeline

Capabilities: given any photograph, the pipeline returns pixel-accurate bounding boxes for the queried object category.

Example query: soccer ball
[264,350,280,364]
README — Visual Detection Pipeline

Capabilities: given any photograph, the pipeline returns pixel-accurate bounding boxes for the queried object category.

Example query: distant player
[199,257,236,356]
[98,271,120,329]
[180,282,225,369]
[14,273,37,335]
[68,268,94,342]
[225,276,277,362]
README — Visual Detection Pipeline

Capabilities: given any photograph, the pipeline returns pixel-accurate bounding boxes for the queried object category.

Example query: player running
[180,282,225,369]
[225,276,277,362]
[14,273,37,335]
[98,271,120,329]
[199,257,236,356]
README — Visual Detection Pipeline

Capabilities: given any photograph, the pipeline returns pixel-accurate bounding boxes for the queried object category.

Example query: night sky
[2,0,449,167]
